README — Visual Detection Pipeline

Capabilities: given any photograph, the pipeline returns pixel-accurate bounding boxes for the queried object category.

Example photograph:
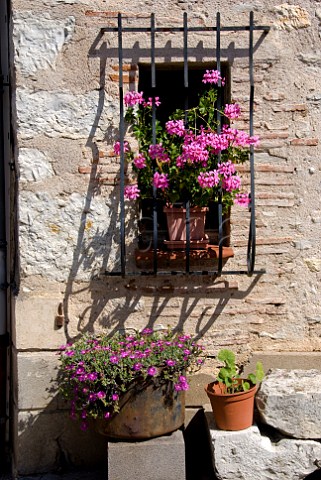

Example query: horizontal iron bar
[104,269,266,276]
[101,25,270,33]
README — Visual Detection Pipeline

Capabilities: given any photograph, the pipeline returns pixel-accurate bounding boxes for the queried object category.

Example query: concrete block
[17,351,59,410]
[108,430,185,480]
[16,410,106,475]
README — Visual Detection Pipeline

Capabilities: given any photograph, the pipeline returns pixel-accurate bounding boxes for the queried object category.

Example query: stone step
[107,429,185,480]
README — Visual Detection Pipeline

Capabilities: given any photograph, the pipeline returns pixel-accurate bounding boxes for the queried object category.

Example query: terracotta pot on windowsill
[163,205,209,249]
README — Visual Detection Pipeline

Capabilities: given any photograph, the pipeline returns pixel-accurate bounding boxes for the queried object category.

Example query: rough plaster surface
[19,148,55,182]
[256,369,321,439]
[13,12,75,76]
[18,190,123,281]
[16,88,117,140]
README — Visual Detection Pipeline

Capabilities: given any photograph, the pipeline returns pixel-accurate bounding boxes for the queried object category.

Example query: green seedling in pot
[216,349,264,394]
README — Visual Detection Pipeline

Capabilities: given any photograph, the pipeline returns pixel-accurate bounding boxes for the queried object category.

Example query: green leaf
[242,381,251,391]
[217,349,235,368]
[255,362,265,382]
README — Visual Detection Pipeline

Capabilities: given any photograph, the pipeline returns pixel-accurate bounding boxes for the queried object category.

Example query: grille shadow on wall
[101,12,269,278]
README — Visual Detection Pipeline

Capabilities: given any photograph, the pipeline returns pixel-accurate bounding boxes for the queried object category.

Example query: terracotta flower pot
[163,205,208,245]
[205,380,257,431]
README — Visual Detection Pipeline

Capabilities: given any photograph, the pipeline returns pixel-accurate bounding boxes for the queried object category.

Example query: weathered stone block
[16,410,106,475]
[108,429,185,480]
[205,405,321,480]
[256,369,321,439]
[17,352,59,410]
[16,295,65,350]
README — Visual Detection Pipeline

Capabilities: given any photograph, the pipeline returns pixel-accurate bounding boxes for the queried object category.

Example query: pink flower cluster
[124,184,140,200]
[224,103,241,119]
[153,172,169,190]
[234,192,250,207]
[202,69,225,86]
[148,143,169,162]
[114,140,129,155]
[144,97,161,107]
[124,91,144,107]
[133,153,147,169]
[198,170,219,188]
[166,119,185,137]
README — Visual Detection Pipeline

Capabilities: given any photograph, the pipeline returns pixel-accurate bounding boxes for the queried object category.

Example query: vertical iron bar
[118,13,126,276]
[151,13,158,274]
[247,11,256,275]
[216,12,223,276]
[183,12,190,273]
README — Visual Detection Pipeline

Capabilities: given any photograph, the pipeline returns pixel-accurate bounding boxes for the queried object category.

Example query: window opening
[101,12,270,277]
[138,64,231,251]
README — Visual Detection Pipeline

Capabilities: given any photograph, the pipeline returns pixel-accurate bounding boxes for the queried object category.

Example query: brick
[109,72,136,84]
[78,166,92,174]
[259,132,289,140]
[290,138,318,146]
[237,164,294,173]
[233,236,292,247]
[112,64,138,72]
[272,103,307,112]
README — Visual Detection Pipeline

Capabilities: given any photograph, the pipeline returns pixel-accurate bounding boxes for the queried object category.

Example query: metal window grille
[101,12,269,278]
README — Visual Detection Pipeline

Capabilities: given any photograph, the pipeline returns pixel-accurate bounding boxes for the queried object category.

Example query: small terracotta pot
[163,205,208,241]
[205,380,257,431]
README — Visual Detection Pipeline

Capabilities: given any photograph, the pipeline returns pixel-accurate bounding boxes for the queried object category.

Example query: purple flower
[97,391,106,399]
[147,366,157,376]
[104,412,111,419]
[80,421,88,431]
[133,363,143,371]
[110,355,119,364]
[112,393,119,401]
[166,360,176,367]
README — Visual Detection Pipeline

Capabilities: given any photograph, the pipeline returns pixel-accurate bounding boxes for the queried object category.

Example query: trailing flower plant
[58,328,205,431]
[115,69,259,210]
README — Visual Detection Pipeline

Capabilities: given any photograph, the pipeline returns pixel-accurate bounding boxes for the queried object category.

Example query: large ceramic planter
[163,205,208,248]
[94,380,185,440]
[205,380,257,431]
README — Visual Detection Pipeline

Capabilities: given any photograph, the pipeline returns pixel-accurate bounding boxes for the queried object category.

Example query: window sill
[135,245,234,270]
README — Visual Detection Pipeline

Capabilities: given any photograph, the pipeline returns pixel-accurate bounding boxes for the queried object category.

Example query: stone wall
[10,0,321,474]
